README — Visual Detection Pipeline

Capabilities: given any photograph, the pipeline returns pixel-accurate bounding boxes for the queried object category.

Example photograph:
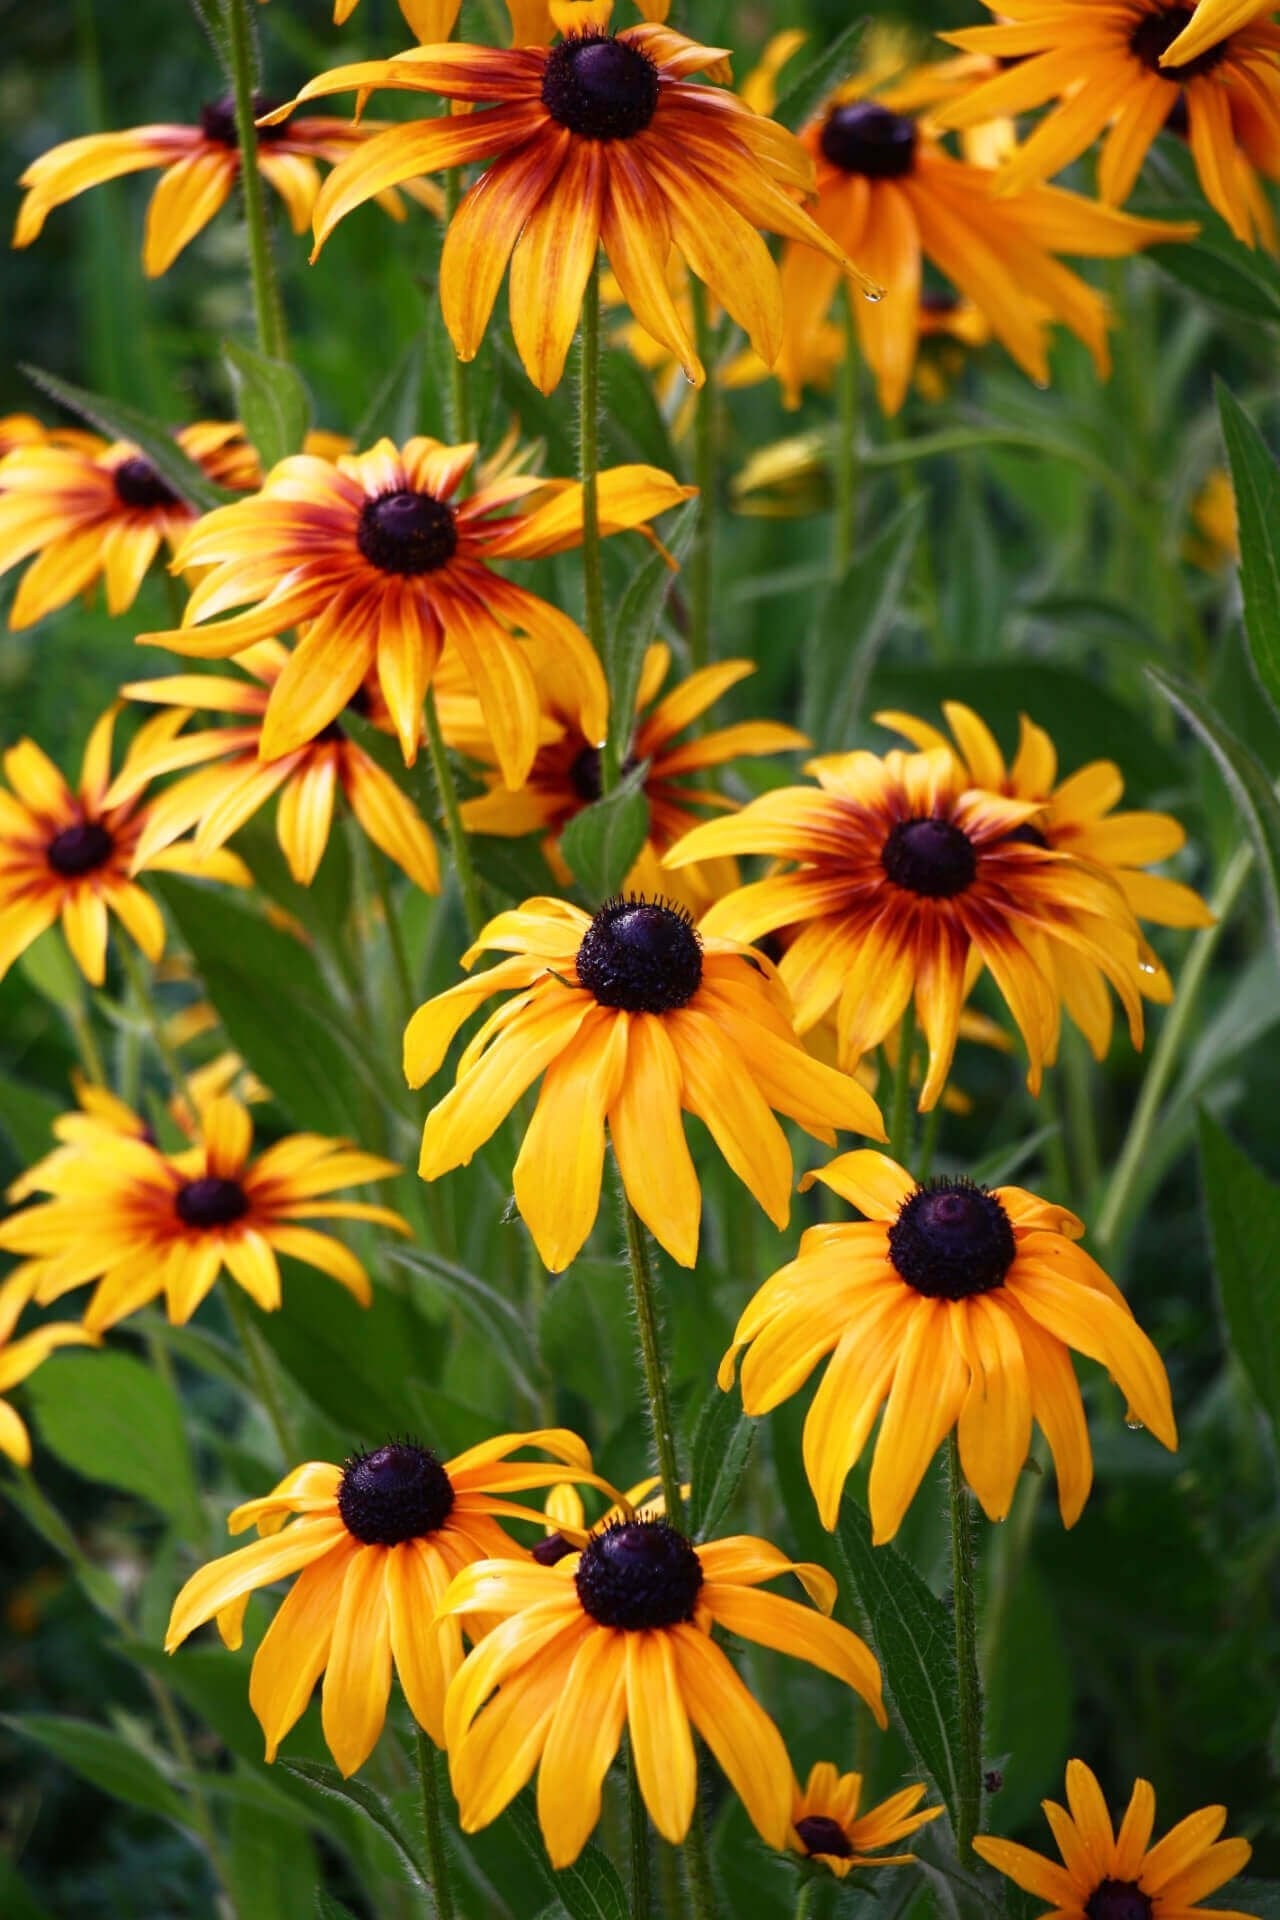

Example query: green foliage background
[2,2,1279,1916]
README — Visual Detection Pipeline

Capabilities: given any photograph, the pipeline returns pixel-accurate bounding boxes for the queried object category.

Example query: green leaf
[223,337,313,472]
[835,1494,963,1832]
[686,1384,755,1540]
[25,1349,203,1534]
[315,1894,363,1920]
[1145,204,1280,325]
[353,333,427,449]
[772,20,866,130]
[392,1247,545,1413]
[505,1795,628,1920]
[804,493,923,747]
[17,926,87,1015]
[2,1713,188,1827]
[1199,1112,1280,1447]
[0,1068,62,1166]
[538,1259,635,1415]
[21,364,232,512]
[1146,665,1280,953]
[1,1471,123,1622]
[156,877,379,1136]
[1217,383,1280,714]
[0,1858,59,1920]
[559,764,650,904]
[280,1760,430,1891]
[605,499,699,771]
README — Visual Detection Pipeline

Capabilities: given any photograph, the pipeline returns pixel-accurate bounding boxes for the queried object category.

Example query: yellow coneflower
[874,702,1213,1027]
[0,1314,97,1468]
[166,1428,615,1772]
[667,746,1153,1108]
[0,707,248,988]
[0,1093,408,1331]
[789,1763,941,1877]
[106,641,439,892]
[1160,0,1275,66]
[138,436,691,776]
[14,95,443,276]
[975,1759,1253,1920]
[271,0,872,394]
[0,414,101,459]
[459,644,808,913]
[0,424,257,629]
[405,893,884,1271]
[720,1149,1177,1543]
[439,1516,886,1865]
[936,0,1280,247]
[774,85,1196,417]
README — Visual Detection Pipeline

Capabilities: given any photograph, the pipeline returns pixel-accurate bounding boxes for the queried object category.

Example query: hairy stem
[424,686,486,942]
[226,0,287,360]
[947,1433,983,1866]
[626,1735,652,1919]
[832,282,859,579]
[415,1728,456,1920]
[620,1190,685,1531]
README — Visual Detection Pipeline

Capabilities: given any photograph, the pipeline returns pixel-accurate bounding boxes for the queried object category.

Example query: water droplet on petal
[1138,958,1158,975]
[1125,1418,1145,1432]
[862,286,884,304]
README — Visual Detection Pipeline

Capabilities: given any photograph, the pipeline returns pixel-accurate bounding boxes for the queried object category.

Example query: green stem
[224,1283,295,1463]
[794,1879,816,1920]
[67,995,106,1087]
[1095,842,1252,1253]
[916,1100,943,1184]
[682,1783,718,1920]
[415,1729,456,1920]
[689,279,716,673]
[423,686,486,942]
[887,1003,917,1169]
[620,1190,685,1531]
[444,170,472,446]
[226,0,287,361]
[946,1433,983,1868]
[832,282,859,580]
[626,1736,652,1920]
[578,258,615,796]
[372,849,417,1031]
[114,939,193,1115]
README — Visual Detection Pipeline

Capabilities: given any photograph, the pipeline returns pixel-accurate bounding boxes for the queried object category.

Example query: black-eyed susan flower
[0,414,101,459]
[275,0,872,394]
[405,893,884,1270]
[0,708,248,988]
[439,1517,886,1865]
[0,1094,408,1331]
[669,746,1154,1108]
[165,1428,614,1772]
[1159,0,1275,66]
[975,1759,1253,1920]
[106,641,439,892]
[774,85,1196,417]
[459,644,808,912]
[721,1150,1177,1543]
[138,437,690,777]
[789,1762,941,1877]
[0,424,256,629]
[14,96,443,277]
[875,702,1214,1024]
[936,0,1280,247]
[532,1472,685,1563]
[0,1313,97,1468]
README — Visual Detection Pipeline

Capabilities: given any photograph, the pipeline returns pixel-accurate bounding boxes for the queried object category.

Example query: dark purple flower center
[199,93,288,147]
[575,1518,703,1630]
[175,1176,250,1230]
[881,816,977,897]
[575,895,702,1013]
[820,102,918,178]
[46,821,114,877]
[1086,1881,1154,1920]
[542,32,660,140]
[567,743,639,805]
[356,490,458,575]
[795,1815,854,1859]
[337,1441,455,1545]
[888,1180,1016,1299]
[113,457,180,511]
[1129,7,1228,79]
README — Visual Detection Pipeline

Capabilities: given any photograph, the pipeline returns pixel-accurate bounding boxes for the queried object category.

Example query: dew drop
[862,286,885,304]
[1138,958,1158,975]
[1124,1418,1145,1432]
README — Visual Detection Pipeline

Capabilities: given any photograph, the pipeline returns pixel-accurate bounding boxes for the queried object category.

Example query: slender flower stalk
[626,1737,652,1919]
[832,283,859,579]
[423,688,486,943]
[887,1005,917,1169]
[226,0,287,360]
[946,1434,983,1866]
[621,1188,686,1531]
[416,1728,456,1920]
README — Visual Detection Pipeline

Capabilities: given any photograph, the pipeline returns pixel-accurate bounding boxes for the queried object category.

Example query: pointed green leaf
[805,493,923,746]
[772,20,867,131]
[21,365,233,512]
[686,1385,756,1540]
[605,499,699,771]
[223,337,313,472]
[1199,1111,1280,1446]
[280,1760,430,1890]
[559,763,650,904]
[505,1795,627,1920]
[1217,383,1280,714]
[2,1713,188,1827]
[1145,203,1280,325]
[25,1349,203,1534]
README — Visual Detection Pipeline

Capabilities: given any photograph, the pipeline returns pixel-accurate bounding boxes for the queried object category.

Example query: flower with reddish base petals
[138,437,691,779]
[975,1759,1253,1920]
[789,1762,941,1877]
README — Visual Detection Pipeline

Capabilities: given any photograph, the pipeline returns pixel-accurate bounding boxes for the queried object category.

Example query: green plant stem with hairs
[225,0,287,361]
[424,687,486,943]
[415,1729,456,1920]
[947,1432,984,1867]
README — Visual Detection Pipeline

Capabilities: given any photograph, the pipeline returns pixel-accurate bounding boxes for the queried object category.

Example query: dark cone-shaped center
[881,816,977,897]
[175,1176,250,1230]
[542,32,660,140]
[1086,1881,1154,1920]
[356,490,458,575]
[113,456,181,511]
[200,93,287,147]
[820,101,918,178]
[568,743,639,805]
[46,821,114,877]
[574,1517,703,1629]
[888,1180,1016,1299]
[795,1815,855,1859]
[575,895,703,1013]
[337,1441,455,1545]
[1130,7,1228,79]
